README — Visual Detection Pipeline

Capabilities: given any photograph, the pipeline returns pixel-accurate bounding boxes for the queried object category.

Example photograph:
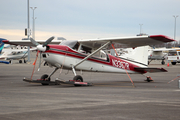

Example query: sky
[0,0,179,41]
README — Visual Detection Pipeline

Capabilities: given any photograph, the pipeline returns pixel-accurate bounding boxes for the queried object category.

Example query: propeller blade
[30,37,39,46]
[43,36,55,47]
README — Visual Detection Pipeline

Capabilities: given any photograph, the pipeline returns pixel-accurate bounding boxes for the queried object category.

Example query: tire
[73,75,83,86]
[171,62,176,65]
[41,74,50,85]
[73,75,83,82]
[161,61,165,65]
[19,60,22,63]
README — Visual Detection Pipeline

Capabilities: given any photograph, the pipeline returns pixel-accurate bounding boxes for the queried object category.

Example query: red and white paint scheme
[3,35,175,84]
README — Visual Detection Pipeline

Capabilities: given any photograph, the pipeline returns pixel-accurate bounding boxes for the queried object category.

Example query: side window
[81,45,92,54]
[178,52,180,55]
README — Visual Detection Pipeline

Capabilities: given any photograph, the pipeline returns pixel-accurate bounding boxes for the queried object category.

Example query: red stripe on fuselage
[45,45,146,74]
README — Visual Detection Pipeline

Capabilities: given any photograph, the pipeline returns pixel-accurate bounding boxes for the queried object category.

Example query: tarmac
[0,58,180,120]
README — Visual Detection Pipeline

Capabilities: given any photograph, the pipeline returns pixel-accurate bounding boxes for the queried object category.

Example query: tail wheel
[41,74,50,85]
[73,75,83,86]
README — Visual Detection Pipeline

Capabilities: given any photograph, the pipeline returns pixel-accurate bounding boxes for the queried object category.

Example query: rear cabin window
[168,52,177,56]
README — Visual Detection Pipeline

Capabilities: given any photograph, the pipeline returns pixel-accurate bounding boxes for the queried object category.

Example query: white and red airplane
[2,35,175,85]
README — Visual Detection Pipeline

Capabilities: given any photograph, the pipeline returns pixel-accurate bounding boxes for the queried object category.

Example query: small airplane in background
[148,47,180,65]
[0,38,62,64]
[0,39,36,63]
[148,48,168,65]
[0,46,37,64]
[2,35,175,86]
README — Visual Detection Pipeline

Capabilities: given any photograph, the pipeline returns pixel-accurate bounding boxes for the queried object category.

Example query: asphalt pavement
[0,59,180,120]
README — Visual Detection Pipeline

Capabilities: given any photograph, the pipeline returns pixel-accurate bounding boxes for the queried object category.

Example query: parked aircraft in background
[148,48,168,65]
[0,38,62,64]
[148,47,180,65]
[2,35,175,85]
[0,47,37,63]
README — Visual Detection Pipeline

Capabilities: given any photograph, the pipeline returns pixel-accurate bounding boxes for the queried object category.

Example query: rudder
[0,38,5,54]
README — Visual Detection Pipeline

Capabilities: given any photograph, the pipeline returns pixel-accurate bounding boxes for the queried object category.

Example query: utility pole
[173,15,178,46]
[30,7,37,39]
[27,0,30,62]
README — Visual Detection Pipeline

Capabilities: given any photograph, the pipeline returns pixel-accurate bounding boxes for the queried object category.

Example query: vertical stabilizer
[118,46,149,66]
[0,38,5,54]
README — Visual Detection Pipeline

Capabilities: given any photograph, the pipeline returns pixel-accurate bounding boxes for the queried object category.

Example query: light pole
[30,7,37,39]
[139,24,143,34]
[27,0,30,62]
[173,15,178,46]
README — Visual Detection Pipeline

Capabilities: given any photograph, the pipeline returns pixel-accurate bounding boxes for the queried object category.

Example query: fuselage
[42,45,147,74]
[0,51,28,60]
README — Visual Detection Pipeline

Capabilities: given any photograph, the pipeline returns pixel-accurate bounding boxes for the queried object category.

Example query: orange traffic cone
[167,63,169,67]
[32,61,36,65]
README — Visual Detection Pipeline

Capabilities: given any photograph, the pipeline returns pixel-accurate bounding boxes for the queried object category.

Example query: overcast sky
[0,0,179,40]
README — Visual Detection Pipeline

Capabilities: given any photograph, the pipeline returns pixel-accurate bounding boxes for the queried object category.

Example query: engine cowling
[37,45,47,52]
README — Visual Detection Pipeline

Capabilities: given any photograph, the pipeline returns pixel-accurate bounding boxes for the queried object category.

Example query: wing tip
[149,35,175,43]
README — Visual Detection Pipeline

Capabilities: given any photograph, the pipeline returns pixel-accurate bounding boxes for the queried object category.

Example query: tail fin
[119,46,149,66]
[0,38,5,54]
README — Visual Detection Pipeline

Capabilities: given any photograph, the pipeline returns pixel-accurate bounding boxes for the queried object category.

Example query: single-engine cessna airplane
[2,35,175,85]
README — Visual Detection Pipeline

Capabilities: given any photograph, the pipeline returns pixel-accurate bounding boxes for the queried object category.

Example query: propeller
[30,36,55,72]
[43,36,55,47]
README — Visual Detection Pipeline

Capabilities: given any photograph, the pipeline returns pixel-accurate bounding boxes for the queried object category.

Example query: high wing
[2,40,62,46]
[78,35,175,49]
[2,35,174,48]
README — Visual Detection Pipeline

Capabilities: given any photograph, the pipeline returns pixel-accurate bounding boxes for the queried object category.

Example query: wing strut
[111,44,135,87]
[74,41,110,68]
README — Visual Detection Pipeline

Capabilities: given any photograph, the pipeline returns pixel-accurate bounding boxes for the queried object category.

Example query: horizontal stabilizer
[134,67,167,73]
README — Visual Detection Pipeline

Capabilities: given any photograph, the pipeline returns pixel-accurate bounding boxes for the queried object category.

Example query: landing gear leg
[24,59,26,63]
[48,67,59,79]
[71,65,83,86]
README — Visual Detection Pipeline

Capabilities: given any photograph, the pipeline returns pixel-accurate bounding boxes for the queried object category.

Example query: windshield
[60,40,78,49]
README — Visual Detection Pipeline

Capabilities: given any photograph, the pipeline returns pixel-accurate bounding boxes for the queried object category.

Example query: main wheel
[73,75,83,86]
[19,60,22,63]
[161,60,165,65]
[41,74,50,85]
